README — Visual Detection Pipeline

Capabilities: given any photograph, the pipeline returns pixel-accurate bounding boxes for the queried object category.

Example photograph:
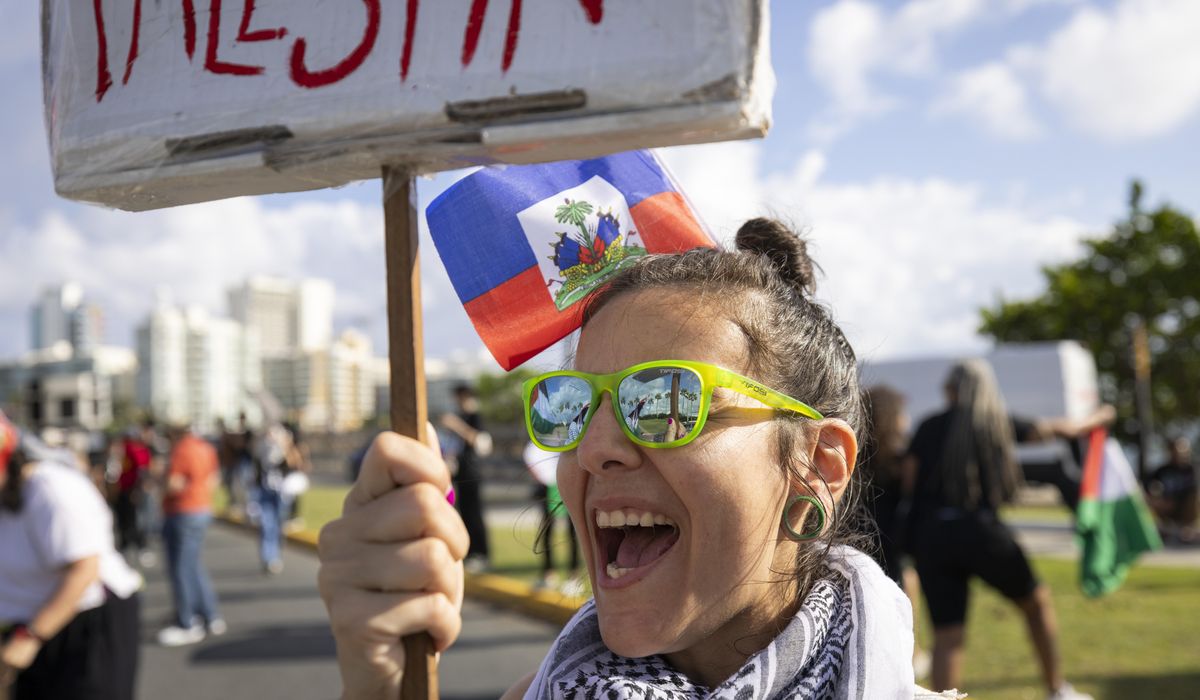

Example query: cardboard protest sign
[426,150,713,369]
[44,0,773,211]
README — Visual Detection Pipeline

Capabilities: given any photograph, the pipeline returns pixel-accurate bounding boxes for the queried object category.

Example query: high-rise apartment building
[228,277,334,357]
[30,283,103,354]
[136,302,187,424]
[262,329,376,432]
[137,303,261,429]
[5,284,127,432]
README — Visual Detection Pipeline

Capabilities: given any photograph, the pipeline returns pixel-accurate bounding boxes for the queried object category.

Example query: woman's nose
[574,395,641,475]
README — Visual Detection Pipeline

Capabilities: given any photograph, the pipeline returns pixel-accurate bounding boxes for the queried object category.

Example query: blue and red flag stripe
[427,150,713,369]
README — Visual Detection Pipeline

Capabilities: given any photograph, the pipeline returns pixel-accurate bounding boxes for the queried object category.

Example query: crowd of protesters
[0,407,313,698]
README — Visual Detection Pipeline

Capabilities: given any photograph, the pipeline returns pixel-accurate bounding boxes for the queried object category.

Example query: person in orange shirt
[156,425,224,647]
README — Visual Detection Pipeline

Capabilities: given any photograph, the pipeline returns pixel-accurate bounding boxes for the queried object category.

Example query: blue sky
[2,0,1198,369]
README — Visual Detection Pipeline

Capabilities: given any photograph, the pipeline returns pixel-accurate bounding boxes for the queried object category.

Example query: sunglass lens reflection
[619,368,703,443]
[529,376,592,447]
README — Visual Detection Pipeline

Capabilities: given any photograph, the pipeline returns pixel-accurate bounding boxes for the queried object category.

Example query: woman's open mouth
[594,508,680,588]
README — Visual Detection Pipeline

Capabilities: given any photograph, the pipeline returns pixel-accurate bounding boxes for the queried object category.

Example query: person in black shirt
[440,384,490,571]
[861,385,910,582]
[861,385,930,678]
[907,359,1114,700]
[1145,436,1198,542]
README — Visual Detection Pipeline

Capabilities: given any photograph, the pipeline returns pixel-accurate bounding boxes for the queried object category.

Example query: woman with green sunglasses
[318,218,925,698]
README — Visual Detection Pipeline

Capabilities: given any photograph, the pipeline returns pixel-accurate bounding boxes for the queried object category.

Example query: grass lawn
[290,486,1200,700]
[930,558,1200,700]
[999,504,1073,524]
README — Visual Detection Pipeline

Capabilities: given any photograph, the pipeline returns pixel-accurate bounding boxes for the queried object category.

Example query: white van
[860,341,1100,508]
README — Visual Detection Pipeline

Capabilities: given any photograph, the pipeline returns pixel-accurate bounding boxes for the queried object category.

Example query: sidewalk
[1008,518,1200,568]
[139,521,562,699]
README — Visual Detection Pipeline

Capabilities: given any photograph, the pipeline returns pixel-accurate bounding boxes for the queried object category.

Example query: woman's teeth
[595,509,676,528]
[595,509,679,581]
[607,562,635,579]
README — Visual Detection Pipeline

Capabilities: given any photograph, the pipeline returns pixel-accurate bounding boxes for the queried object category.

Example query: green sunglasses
[522,359,823,452]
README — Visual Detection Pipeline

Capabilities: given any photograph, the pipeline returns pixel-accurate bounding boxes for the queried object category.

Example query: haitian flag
[427,150,714,370]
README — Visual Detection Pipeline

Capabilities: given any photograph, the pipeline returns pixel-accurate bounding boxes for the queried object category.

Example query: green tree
[475,368,539,425]
[979,181,1200,440]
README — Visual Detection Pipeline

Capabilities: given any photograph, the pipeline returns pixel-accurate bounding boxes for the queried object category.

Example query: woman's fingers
[318,427,467,694]
[325,588,463,698]
[345,431,451,513]
[423,420,441,457]
[322,481,469,560]
[320,538,465,604]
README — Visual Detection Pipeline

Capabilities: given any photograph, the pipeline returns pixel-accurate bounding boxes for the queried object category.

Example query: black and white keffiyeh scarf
[524,546,916,699]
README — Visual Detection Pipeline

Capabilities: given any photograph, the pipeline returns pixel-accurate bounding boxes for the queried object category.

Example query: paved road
[137,523,560,700]
[134,499,1198,699]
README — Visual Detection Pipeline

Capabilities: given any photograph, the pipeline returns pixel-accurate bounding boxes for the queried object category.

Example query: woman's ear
[797,419,857,503]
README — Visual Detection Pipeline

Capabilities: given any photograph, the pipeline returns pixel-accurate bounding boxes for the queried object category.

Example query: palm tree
[555,198,595,249]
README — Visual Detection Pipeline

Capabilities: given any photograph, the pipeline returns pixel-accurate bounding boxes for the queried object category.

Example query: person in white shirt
[0,413,143,700]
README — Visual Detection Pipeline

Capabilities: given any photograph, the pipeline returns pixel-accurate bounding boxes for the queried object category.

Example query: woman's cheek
[557,455,586,528]
[557,453,581,499]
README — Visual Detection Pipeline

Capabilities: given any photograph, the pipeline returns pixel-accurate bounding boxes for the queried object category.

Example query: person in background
[216,418,235,508]
[907,359,1115,699]
[524,441,582,594]
[157,424,224,646]
[281,422,312,532]
[224,413,255,516]
[0,411,143,699]
[136,420,166,560]
[1145,436,1198,543]
[440,384,491,572]
[114,429,153,567]
[254,422,306,574]
[860,384,930,679]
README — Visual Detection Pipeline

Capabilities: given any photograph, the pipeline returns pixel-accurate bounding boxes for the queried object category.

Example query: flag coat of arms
[1076,428,1162,597]
[427,150,714,369]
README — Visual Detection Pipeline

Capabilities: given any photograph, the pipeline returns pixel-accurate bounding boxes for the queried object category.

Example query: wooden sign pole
[382,167,439,700]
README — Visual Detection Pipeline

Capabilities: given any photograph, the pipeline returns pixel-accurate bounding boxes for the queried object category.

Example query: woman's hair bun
[734,217,818,297]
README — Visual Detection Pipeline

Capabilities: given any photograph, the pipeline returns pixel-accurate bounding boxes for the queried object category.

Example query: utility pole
[1131,316,1154,480]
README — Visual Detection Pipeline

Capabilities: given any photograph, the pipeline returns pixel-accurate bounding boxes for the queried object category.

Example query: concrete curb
[463,573,585,626]
[216,512,584,626]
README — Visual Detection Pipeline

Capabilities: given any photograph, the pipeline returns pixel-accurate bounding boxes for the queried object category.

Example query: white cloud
[1002,0,1083,13]
[807,0,988,141]
[0,194,477,360]
[1,141,1094,369]
[933,62,1043,140]
[1024,0,1200,140]
[806,0,1200,145]
[658,141,1088,360]
[808,1,891,122]
[893,0,988,72]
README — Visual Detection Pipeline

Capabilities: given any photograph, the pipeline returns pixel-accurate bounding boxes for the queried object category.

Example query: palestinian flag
[1076,428,1162,597]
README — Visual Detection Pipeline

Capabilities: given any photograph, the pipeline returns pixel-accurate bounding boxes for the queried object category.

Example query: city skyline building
[228,276,334,357]
[0,343,136,433]
[263,329,376,433]
[29,282,104,355]
[7,277,428,436]
[137,301,262,430]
